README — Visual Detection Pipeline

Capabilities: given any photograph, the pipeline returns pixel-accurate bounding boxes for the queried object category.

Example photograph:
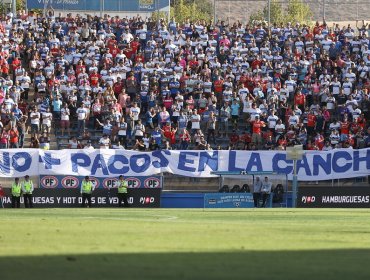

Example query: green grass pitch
[1,209,370,280]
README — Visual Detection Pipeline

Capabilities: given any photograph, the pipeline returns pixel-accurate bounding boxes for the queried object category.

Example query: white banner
[0,148,369,181]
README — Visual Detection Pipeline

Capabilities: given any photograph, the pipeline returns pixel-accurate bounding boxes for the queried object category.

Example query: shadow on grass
[1,249,370,280]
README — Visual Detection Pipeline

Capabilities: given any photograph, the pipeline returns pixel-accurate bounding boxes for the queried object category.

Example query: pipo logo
[302,196,316,204]
[139,197,155,204]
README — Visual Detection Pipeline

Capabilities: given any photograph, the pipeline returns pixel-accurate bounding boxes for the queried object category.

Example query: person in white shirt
[267,111,279,130]
[76,103,88,131]
[41,107,53,135]
[130,103,141,124]
[274,119,286,141]
[288,111,300,127]
[134,120,145,140]
[99,134,111,149]
[191,109,201,131]
[261,176,272,207]
[30,107,40,138]
[60,104,70,136]
[84,141,95,150]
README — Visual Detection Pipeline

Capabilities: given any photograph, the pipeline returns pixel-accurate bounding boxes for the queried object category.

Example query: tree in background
[250,0,312,25]
[0,0,25,16]
[170,0,212,23]
[286,0,313,24]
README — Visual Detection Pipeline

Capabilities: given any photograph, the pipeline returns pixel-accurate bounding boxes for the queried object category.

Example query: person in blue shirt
[169,77,180,96]
[11,104,23,120]
[151,126,163,147]
[52,96,62,120]
[230,100,241,130]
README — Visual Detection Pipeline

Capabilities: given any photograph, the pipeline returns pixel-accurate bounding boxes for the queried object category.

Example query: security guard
[115,175,129,207]
[21,175,34,208]
[81,176,94,208]
[11,178,22,208]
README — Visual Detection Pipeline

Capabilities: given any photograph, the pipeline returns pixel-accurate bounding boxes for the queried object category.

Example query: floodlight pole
[12,0,16,18]
[268,0,271,27]
[287,145,303,208]
[213,0,216,24]
[292,159,298,208]
[100,0,103,18]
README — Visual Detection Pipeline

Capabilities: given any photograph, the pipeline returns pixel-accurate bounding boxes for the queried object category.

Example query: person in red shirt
[123,43,134,59]
[113,78,123,97]
[179,128,191,150]
[251,116,266,149]
[162,122,172,139]
[239,131,252,150]
[135,52,144,63]
[251,56,262,70]
[306,110,316,136]
[294,90,306,111]
[213,77,224,95]
[229,130,240,149]
[9,127,19,148]
[89,70,100,88]
[130,37,140,54]
[11,56,21,81]
[188,57,199,72]
[314,132,325,150]
[168,127,178,149]
[340,119,350,142]
[107,37,117,50]
[75,60,85,76]
[50,44,60,57]
[110,45,120,58]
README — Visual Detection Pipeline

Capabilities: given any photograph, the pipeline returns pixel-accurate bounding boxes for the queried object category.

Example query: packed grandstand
[0,10,369,152]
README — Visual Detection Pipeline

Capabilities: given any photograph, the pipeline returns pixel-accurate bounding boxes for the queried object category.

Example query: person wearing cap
[81,175,94,208]
[115,175,129,207]
[21,175,34,208]
[84,140,94,150]
[261,176,273,207]
[11,177,22,208]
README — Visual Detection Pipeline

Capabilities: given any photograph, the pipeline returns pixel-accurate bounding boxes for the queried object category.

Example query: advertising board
[298,187,370,208]
[204,193,254,208]
[0,188,161,208]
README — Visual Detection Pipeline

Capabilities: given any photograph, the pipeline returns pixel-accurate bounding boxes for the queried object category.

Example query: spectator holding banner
[21,175,34,208]
[11,177,21,208]
[81,176,94,208]
[261,177,272,208]
[115,175,129,207]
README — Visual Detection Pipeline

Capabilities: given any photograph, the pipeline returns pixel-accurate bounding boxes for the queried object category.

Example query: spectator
[0,12,367,153]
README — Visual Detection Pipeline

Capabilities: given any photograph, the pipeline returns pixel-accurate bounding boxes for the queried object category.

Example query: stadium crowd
[0,10,370,151]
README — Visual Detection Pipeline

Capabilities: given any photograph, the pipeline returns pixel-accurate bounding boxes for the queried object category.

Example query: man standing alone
[261,177,272,207]
[21,175,34,208]
[252,176,262,208]
[81,176,94,208]
[115,175,129,207]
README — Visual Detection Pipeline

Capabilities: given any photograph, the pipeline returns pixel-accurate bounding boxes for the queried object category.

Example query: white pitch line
[0,215,179,223]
